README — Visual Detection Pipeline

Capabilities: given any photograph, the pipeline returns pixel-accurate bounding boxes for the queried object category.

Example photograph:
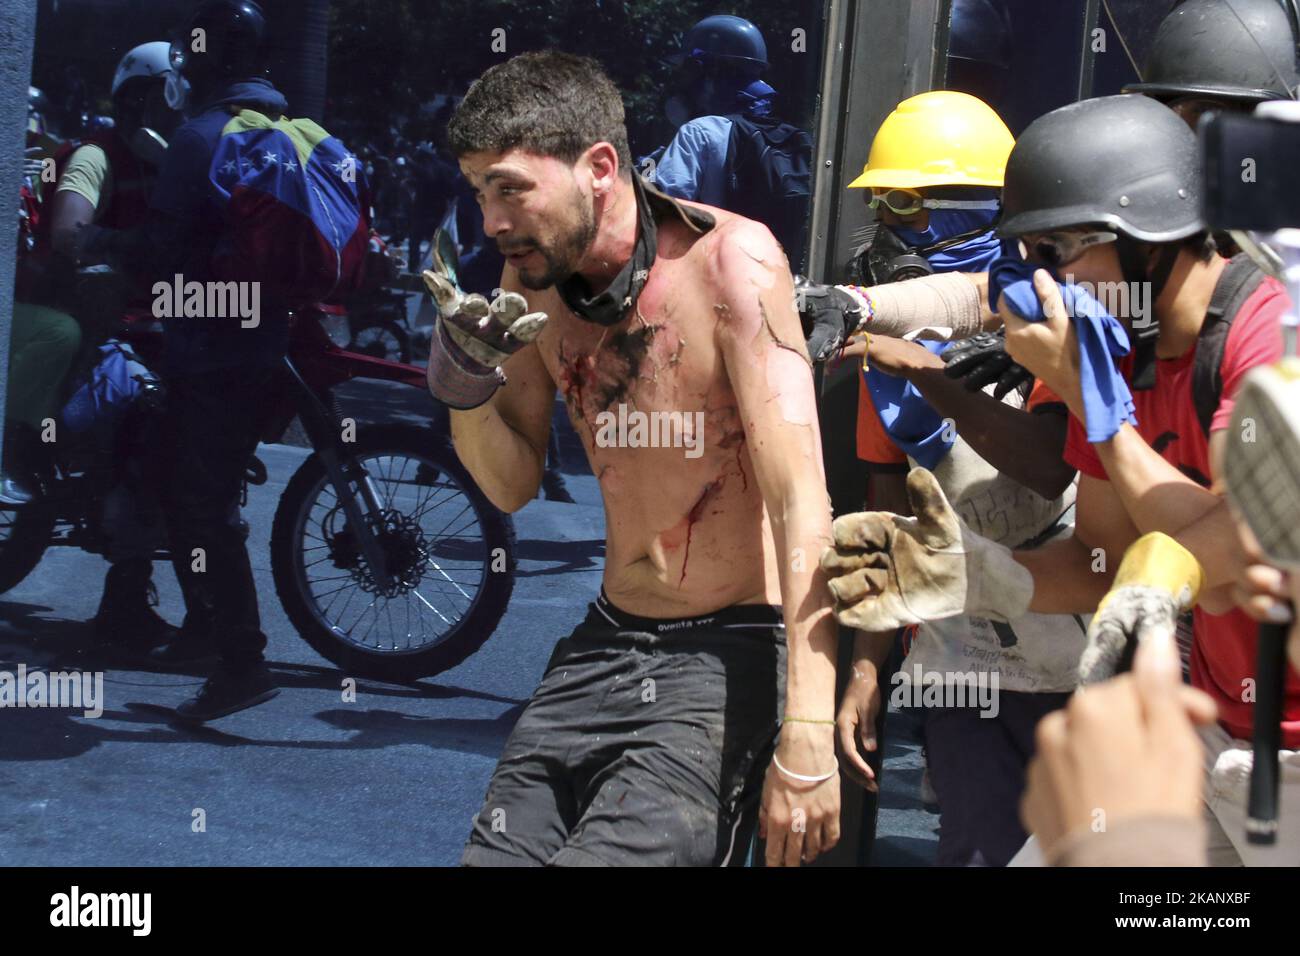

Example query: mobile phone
[1201,109,1300,232]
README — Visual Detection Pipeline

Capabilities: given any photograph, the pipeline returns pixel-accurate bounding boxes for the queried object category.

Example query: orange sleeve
[856,369,908,468]
[1027,379,1068,413]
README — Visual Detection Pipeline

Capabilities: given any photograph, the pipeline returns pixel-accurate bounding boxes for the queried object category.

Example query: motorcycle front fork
[282,356,395,593]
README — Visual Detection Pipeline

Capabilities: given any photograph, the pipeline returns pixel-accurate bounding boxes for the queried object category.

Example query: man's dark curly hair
[448,50,633,175]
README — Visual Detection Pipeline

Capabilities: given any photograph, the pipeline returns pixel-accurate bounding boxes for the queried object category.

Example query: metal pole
[1077,0,1102,101]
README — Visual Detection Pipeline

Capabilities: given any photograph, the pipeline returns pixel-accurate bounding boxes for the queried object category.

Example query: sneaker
[174,663,278,723]
[0,470,34,507]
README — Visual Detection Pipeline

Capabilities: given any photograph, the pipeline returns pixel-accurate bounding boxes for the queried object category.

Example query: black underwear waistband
[592,589,784,635]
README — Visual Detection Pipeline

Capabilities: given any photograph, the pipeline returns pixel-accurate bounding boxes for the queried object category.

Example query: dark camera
[1201,106,1300,232]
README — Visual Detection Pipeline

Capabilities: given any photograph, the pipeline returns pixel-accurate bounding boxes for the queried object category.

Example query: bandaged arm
[847,272,995,340]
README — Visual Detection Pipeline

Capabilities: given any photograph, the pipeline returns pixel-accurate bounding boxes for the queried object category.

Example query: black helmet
[1124,0,1299,104]
[999,95,1203,242]
[670,15,768,72]
[177,0,267,78]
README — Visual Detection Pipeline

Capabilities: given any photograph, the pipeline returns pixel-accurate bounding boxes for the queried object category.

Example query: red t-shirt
[1065,278,1300,747]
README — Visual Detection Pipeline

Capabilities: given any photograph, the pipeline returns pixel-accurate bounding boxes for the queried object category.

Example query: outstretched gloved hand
[1077,532,1203,685]
[820,468,1035,631]
[796,275,870,363]
[423,259,548,410]
[941,329,1034,399]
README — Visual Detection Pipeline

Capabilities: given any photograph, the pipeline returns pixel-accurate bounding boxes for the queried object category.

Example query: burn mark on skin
[760,300,812,369]
[559,322,671,426]
[594,323,660,411]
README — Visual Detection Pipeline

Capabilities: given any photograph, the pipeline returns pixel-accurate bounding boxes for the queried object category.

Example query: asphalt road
[0,380,937,866]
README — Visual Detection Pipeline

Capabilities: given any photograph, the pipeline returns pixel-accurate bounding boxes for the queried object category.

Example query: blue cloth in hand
[988,257,1136,443]
[864,340,956,471]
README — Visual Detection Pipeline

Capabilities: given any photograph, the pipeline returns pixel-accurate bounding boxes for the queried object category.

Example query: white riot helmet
[111,41,174,98]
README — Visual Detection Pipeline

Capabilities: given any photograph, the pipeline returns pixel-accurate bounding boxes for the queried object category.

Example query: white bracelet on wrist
[772,753,838,784]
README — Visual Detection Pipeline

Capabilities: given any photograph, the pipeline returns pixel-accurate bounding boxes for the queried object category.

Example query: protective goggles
[868,188,1001,217]
[168,38,189,73]
[1021,230,1118,269]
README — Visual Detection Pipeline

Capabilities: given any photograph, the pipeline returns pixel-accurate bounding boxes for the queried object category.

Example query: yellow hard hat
[847,90,1015,191]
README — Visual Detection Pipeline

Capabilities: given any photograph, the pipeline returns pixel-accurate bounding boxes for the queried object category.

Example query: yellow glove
[1078,532,1204,685]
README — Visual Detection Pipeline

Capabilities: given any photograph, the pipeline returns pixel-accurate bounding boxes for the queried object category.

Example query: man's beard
[504,188,596,291]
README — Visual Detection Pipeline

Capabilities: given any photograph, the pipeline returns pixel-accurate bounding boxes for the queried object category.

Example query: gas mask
[849,222,936,285]
[849,207,1004,285]
[163,70,190,112]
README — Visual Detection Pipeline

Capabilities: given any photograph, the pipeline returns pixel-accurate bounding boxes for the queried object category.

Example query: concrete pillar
[0,0,40,458]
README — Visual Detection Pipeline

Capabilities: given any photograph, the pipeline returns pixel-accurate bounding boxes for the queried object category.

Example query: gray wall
[0,0,40,457]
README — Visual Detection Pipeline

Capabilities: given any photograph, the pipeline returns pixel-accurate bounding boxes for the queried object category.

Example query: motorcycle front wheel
[270,424,515,681]
[348,318,412,364]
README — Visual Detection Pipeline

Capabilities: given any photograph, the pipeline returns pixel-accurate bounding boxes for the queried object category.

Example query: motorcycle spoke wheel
[291,449,490,655]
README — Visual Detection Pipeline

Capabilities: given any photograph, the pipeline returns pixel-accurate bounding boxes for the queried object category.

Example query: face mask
[891,207,997,248]
[163,71,190,112]
[891,207,1004,275]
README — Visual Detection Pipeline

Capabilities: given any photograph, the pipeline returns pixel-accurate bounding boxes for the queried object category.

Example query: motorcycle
[0,298,516,682]
[333,229,416,365]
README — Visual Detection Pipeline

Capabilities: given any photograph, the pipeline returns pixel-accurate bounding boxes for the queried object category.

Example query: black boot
[92,558,179,649]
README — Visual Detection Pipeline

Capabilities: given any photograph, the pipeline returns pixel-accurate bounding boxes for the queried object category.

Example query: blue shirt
[647,116,734,207]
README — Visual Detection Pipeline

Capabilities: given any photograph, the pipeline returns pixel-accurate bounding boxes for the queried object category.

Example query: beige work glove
[821,468,1034,631]
[422,260,547,410]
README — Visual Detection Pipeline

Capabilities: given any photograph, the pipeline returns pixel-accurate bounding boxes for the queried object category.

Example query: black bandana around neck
[557,174,658,326]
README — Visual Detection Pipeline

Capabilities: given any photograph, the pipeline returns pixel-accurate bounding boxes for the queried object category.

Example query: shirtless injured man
[425,51,840,867]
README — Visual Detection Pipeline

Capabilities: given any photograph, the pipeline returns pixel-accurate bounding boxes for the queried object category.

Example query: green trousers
[6,301,82,430]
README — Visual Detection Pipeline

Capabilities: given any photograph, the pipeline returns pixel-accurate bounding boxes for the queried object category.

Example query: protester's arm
[1093,426,1238,587]
[837,629,894,791]
[864,271,998,338]
[714,220,840,866]
[447,269,556,513]
[47,146,103,260]
[867,336,1074,499]
[1013,473,1133,614]
[1003,269,1281,596]
[646,119,721,201]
